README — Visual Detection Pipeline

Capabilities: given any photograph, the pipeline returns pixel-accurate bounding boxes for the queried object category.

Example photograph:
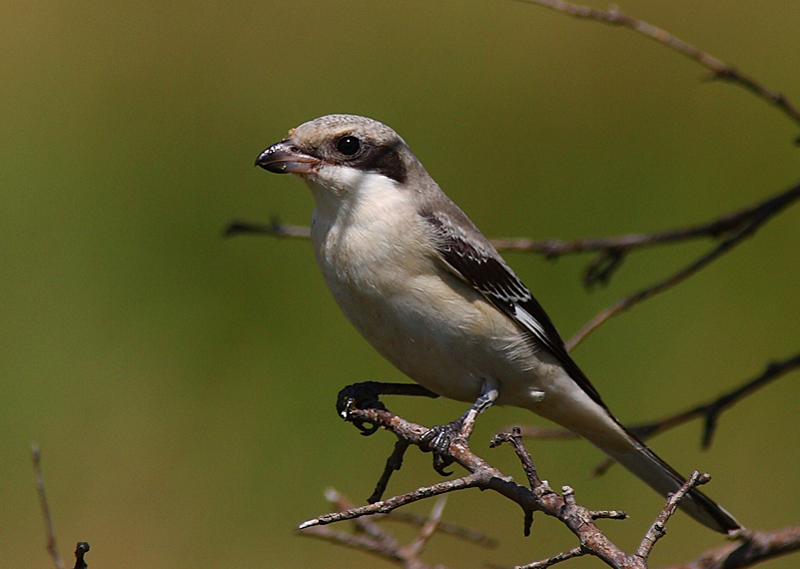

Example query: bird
[254,114,741,534]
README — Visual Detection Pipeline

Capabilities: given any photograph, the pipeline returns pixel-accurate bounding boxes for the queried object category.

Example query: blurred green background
[2,1,798,567]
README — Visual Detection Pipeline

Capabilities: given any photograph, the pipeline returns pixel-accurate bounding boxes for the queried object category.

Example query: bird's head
[255,114,425,200]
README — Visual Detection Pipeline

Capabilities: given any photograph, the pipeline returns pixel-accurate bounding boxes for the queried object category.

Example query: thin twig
[307,405,642,568]
[491,189,798,257]
[301,525,408,564]
[303,488,444,569]
[324,488,402,551]
[401,497,448,560]
[31,445,64,569]
[304,487,497,569]
[636,472,710,561]
[661,526,800,569]
[300,472,486,530]
[370,439,411,504]
[384,510,499,548]
[514,0,800,136]
[566,180,800,349]
[627,351,800,451]
[518,546,586,569]
[223,219,310,239]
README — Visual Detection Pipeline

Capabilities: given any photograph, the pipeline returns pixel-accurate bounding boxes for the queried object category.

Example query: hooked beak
[255,140,321,175]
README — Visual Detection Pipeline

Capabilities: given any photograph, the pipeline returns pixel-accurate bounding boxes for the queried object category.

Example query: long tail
[529,378,741,533]
[603,430,741,533]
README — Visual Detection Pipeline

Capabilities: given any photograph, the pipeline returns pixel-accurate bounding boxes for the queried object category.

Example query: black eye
[336,135,361,156]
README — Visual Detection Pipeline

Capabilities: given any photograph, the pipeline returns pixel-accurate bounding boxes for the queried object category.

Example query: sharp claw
[419,420,464,476]
[433,453,454,476]
[357,421,380,436]
[337,382,389,435]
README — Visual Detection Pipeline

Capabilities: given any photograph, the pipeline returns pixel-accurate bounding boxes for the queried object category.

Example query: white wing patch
[420,208,609,409]
[513,304,548,341]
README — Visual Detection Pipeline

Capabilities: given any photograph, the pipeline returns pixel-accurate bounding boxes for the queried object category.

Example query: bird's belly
[323,264,546,405]
[311,199,548,407]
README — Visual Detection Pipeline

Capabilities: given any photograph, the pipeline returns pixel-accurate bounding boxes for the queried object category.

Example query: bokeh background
[3,1,799,567]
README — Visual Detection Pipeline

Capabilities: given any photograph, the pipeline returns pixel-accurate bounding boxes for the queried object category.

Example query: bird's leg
[422,379,500,475]
[337,381,440,435]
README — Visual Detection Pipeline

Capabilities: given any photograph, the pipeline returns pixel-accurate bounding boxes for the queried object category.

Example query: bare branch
[31,445,64,569]
[301,402,800,568]
[384,510,499,549]
[222,219,310,239]
[300,471,486,530]
[493,180,800,271]
[518,546,586,569]
[401,497,447,561]
[314,488,498,550]
[308,409,644,568]
[627,350,800,451]
[513,0,800,136]
[592,351,800,475]
[301,525,409,564]
[636,472,711,561]
[566,180,800,349]
[324,488,402,552]
[370,439,411,504]
[662,526,800,569]
[302,490,454,569]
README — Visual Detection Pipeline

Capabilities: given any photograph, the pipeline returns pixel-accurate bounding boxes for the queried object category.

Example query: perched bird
[255,114,740,533]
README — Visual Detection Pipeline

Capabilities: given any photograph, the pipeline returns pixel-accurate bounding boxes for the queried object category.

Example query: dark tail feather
[609,436,741,533]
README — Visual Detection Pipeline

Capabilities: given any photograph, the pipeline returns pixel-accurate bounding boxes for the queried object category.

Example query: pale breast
[306,173,548,405]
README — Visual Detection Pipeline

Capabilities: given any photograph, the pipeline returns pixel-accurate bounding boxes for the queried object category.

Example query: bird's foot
[336,381,388,436]
[336,382,440,435]
[421,418,465,476]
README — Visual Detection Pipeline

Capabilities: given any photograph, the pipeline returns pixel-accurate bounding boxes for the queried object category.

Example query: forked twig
[565,181,800,349]
[636,472,711,561]
[631,351,800,451]
[303,411,649,568]
[514,0,800,136]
